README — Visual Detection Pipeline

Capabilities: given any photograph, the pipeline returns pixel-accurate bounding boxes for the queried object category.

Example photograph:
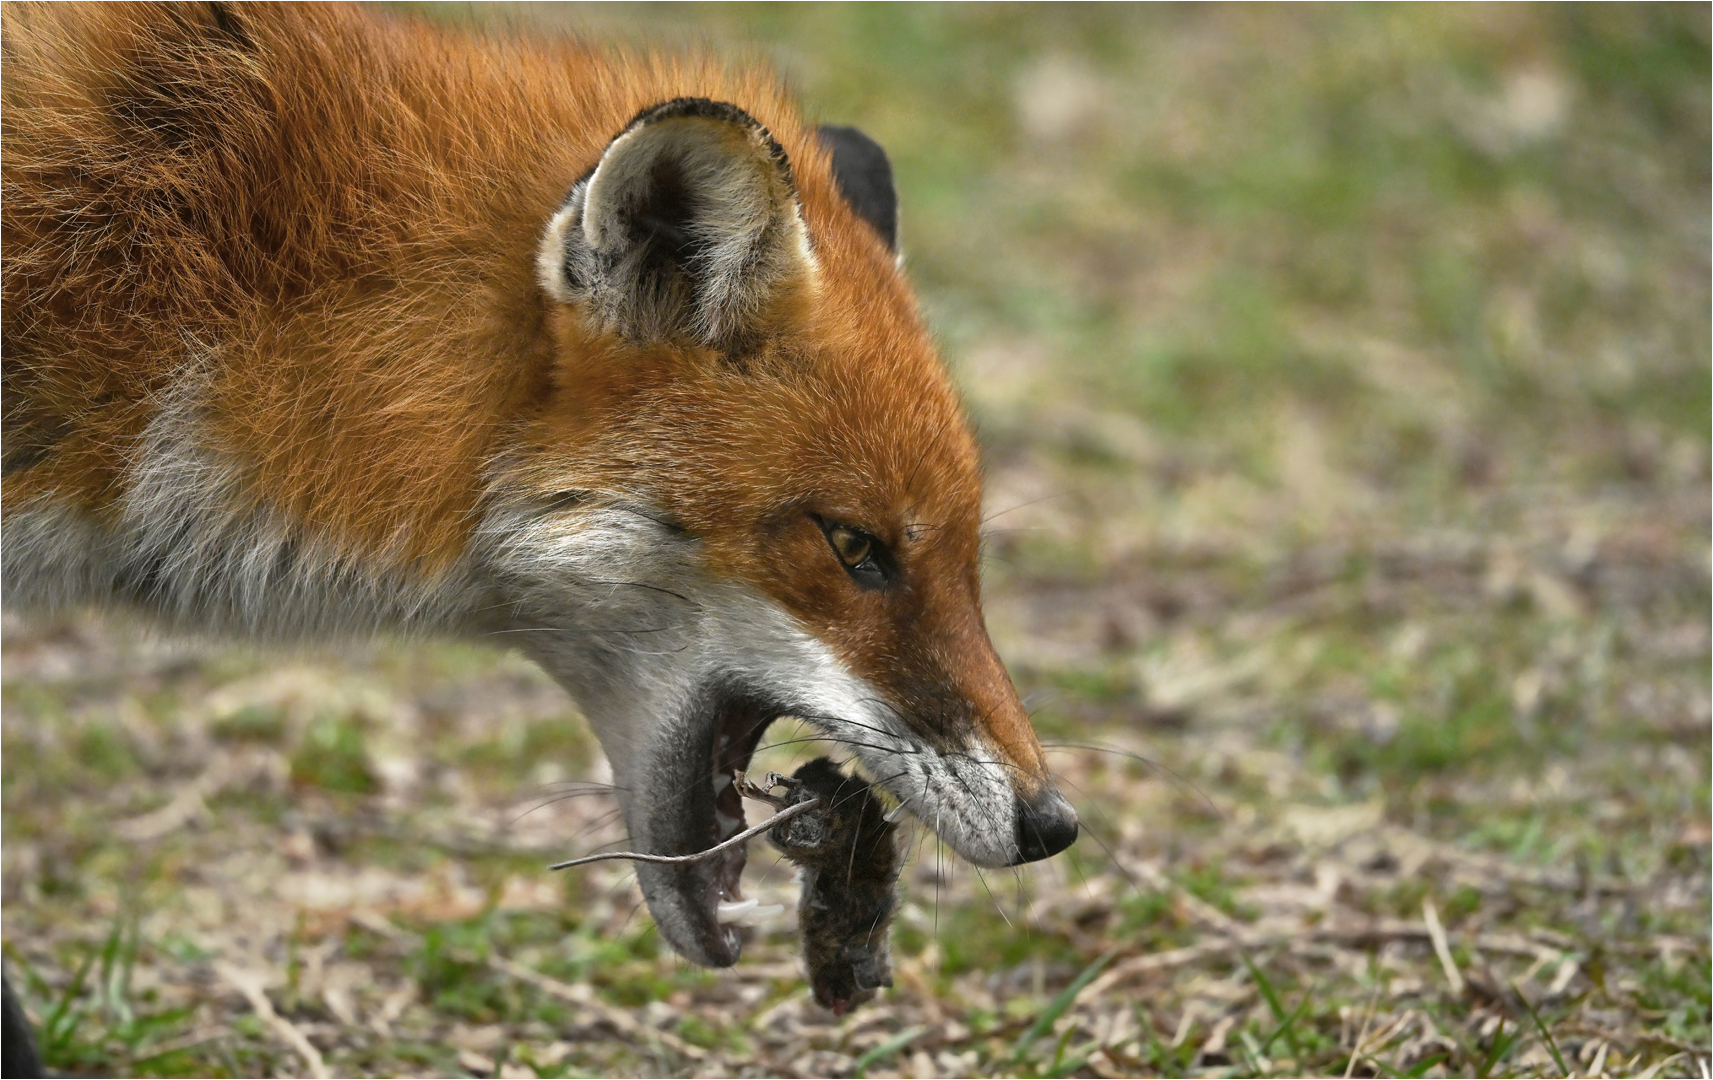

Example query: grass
[6,923,209,1078]
[4,2,1709,1077]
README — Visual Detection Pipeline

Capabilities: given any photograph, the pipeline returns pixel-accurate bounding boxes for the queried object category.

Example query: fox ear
[817,125,898,251]
[538,98,816,353]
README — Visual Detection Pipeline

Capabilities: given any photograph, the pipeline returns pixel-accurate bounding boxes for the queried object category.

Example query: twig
[486,954,707,1060]
[1422,898,1466,996]
[214,961,329,1080]
[548,798,818,870]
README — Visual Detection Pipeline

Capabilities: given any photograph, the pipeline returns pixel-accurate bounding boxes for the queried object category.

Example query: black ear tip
[629,98,792,177]
[817,124,899,251]
[817,124,882,155]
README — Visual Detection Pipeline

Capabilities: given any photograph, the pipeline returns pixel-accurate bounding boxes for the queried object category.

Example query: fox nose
[1011,788,1079,864]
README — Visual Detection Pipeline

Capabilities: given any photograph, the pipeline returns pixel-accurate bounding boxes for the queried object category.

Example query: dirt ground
[3,4,1708,1078]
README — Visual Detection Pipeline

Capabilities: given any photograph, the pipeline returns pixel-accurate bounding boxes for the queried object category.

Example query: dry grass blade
[1344,985,1382,1080]
[1422,897,1465,998]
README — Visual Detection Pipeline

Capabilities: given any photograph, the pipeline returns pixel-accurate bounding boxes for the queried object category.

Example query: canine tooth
[716,898,758,920]
[719,901,784,927]
[884,801,910,823]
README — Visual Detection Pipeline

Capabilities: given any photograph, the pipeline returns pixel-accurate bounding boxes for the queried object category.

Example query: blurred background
[4,4,1707,1077]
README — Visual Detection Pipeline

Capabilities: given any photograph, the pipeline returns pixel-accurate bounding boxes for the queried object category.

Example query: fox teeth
[716,898,758,920]
[715,899,784,926]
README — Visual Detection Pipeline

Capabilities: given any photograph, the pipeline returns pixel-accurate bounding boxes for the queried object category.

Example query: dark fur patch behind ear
[817,125,898,251]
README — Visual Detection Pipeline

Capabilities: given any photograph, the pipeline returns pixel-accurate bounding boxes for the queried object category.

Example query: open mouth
[631,688,795,967]
[707,695,786,922]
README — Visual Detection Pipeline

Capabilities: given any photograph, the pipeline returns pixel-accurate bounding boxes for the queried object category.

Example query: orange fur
[3,2,1051,794]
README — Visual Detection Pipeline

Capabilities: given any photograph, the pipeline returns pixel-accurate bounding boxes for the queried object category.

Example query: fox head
[484,99,1078,966]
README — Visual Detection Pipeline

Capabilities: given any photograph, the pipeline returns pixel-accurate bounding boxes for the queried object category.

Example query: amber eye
[815,518,890,590]
[826,526,873,569]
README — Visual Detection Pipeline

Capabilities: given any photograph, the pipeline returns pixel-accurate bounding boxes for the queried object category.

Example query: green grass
[9,924,211,1079]
[292,713,379,796]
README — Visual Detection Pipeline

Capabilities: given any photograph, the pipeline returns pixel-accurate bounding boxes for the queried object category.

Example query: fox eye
[827,526,872,567]
[817,520,889,589]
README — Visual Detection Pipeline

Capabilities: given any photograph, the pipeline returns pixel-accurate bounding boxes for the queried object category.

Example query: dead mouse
[745,757,901,1016]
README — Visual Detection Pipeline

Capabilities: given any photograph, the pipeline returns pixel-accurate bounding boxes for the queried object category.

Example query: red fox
[1,0,1078,978]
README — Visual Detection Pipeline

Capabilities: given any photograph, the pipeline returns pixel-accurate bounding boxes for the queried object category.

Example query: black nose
[1011,790,1079,864]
